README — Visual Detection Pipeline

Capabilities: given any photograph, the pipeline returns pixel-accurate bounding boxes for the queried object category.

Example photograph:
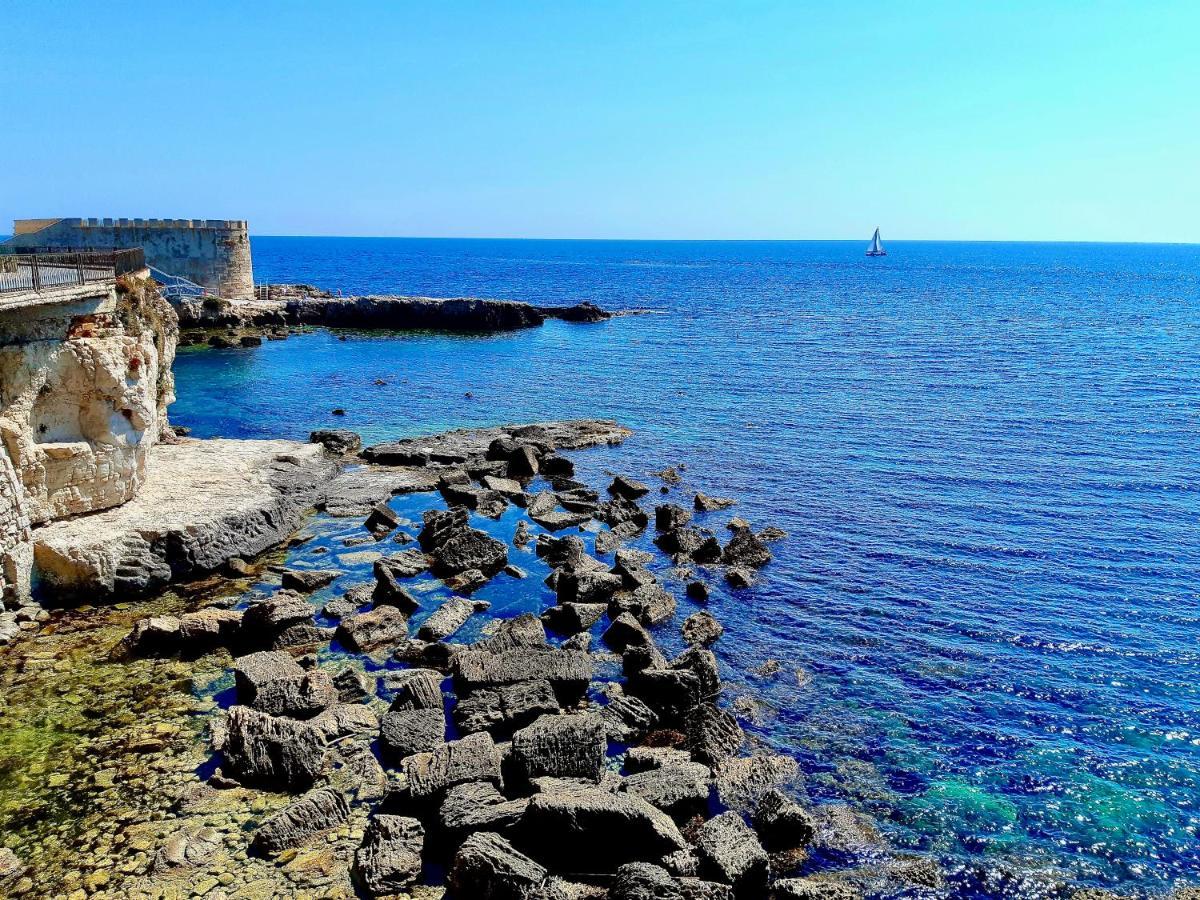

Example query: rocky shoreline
[173,284,612,347]
[0,422,1177,899]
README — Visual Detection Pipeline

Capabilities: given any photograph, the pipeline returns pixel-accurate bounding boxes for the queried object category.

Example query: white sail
[868,228,883,253]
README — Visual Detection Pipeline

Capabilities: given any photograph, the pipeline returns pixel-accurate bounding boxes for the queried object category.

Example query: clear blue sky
[3,1,1197,241]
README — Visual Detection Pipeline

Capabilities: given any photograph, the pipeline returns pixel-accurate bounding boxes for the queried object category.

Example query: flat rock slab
[362,420,632,466]
[33,439,339,601]
[321,465,441,516]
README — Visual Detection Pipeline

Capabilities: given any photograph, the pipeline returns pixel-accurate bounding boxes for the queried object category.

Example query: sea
[172,237,1200,897]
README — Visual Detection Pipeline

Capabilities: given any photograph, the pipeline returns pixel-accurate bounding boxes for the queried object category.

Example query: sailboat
[866,227,886,257]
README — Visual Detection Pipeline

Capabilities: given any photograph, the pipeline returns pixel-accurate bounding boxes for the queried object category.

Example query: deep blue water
[173,237,1200,897]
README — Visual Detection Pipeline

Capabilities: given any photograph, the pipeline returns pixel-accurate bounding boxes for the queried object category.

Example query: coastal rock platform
[32,439,339,602]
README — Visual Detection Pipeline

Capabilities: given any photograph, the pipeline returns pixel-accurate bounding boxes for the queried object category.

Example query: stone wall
[6,218,254,301]
[0,273,177,607]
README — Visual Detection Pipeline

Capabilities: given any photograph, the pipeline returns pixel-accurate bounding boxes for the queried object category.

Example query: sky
[2,1,1198,242]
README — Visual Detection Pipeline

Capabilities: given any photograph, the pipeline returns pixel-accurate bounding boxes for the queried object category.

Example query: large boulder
[601,694,658,743]
[178,608,244,647]
[621,763,712,818]
[241,591,316,640]
[221,706,326,791]
[402,731,502,799]
[380,708,446,760]
[714,753,801,815]
[611,863,685,900]
[432,528,508,579]
[438,781,530,839]
[455,680,560,736]
[250,787,349,855]
[510,714,607,782]
[309,704,381,742]
[694,812,769,894]
[309,429,362,455]
[336,606,408,652]
[232,651,337,719]
[556,569,623,606]
[686,705,745,767]
[721,530,772,569]
[418,595,486,641]
[455,648,593,701]
[752,788,816,851]
[627,668,701,728]
[513,784,687,873]
[770,878,861,900]
[474,612,548,653]
[280,568,343,593]
[609,476,651,500]
[385,668,444,710]
[681,612,723,647]
[655,504,692,532]
[447,831,548,900]
[353,815,425,897]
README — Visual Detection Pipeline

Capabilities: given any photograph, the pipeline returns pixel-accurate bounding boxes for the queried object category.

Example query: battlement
[5,217,254,301]
[15,218,249,232]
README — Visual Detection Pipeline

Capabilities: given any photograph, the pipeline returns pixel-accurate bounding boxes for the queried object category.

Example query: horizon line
[246,234,1200,247]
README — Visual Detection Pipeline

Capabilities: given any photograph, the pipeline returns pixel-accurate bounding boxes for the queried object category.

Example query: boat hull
[866,250,887,257]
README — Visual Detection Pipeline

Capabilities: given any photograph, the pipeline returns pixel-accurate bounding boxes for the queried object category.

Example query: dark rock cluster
[123,425,889,899]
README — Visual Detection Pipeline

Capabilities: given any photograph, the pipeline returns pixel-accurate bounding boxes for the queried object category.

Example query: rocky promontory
[174,283,611,344]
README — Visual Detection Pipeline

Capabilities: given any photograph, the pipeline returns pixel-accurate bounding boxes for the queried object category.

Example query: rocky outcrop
[31,438,338,601]
[0,273,176,607]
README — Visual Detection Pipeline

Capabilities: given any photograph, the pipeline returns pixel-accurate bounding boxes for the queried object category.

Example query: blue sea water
[173,237,1200,897]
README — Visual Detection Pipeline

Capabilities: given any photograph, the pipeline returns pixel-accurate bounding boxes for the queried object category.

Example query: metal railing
[0,248,145,295]
[148,265,217,300]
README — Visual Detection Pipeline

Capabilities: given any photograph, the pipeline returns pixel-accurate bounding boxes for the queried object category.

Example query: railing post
[76,252,85,285]
[31,256,41,292]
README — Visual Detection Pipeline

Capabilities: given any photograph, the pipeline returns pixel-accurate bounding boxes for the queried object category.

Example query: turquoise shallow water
[173,238,1200,896]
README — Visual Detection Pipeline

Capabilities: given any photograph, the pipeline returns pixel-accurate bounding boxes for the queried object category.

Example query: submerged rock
[221,706,327,791]
[251,787,350,855]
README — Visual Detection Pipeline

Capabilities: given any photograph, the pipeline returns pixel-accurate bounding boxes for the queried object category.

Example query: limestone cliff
[0,273,177,610]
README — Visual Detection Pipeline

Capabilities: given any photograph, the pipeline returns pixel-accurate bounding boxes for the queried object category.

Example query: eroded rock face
[0,275,176,605]
[354,815,425,896]
[250,787,350,855]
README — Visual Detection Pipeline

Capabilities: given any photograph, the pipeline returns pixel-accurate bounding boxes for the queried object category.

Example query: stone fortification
[6,218,254,301]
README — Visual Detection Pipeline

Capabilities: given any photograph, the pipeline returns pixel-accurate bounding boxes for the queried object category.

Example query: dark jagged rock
[401,731,502,799]
[610,863,685,900]
[621,763,712,818]
[538,301,612,323]
[365,502,400,535]
[655,528,722,564]
[474,613,548,653]
[694,494,736,512]
[336,606,408,652]
[725,567,755,589]
[393,638,462,671]
[419,507,470,550]
[447,831,548,900]
[510,713,607,782]
[508,444,541,478]
[125,615,183,655]
[271,622,335,650]
[373,558,424,612]
[613,584,677,627]
[601,694,659,743]
[542,602,607,634]
[562,632,592,652]
[232,651,337,718]
[627,668,701,728]
[612,553,657,590]
[595,529,621,555]
[557,569,623,605]
[251,787,349,856]
[221,706,326,791]
[280,568,343,593]
[625,747,692,772]
[610,475,651,500]
[623,644,669,676]
[598,497,650,531]
[386,668,444,710]
[513,784,687,873]
[531,509,592,531]
[364,420,631,467]
[432,527,509,579]
[242,592,315,639]
[722,530,772,569]
[604,613,655,653]
[353,815,425,896]
[455,648,594,698]
[309,703,380,742]
[686,705,744,766]
[752,788,816,850]
[380,708,446,760]
[419,596,487,641]
[332,665,375,703]
[455,679,560,736]
[655,504,692,532]
[309,428,362,455]
[685,581,710,601]
[672,647,721,700]
[438,781,530,839]
[682,612,723,647]
[694,811,769,894]
[713,753,801,814]
[178,608,244,647]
